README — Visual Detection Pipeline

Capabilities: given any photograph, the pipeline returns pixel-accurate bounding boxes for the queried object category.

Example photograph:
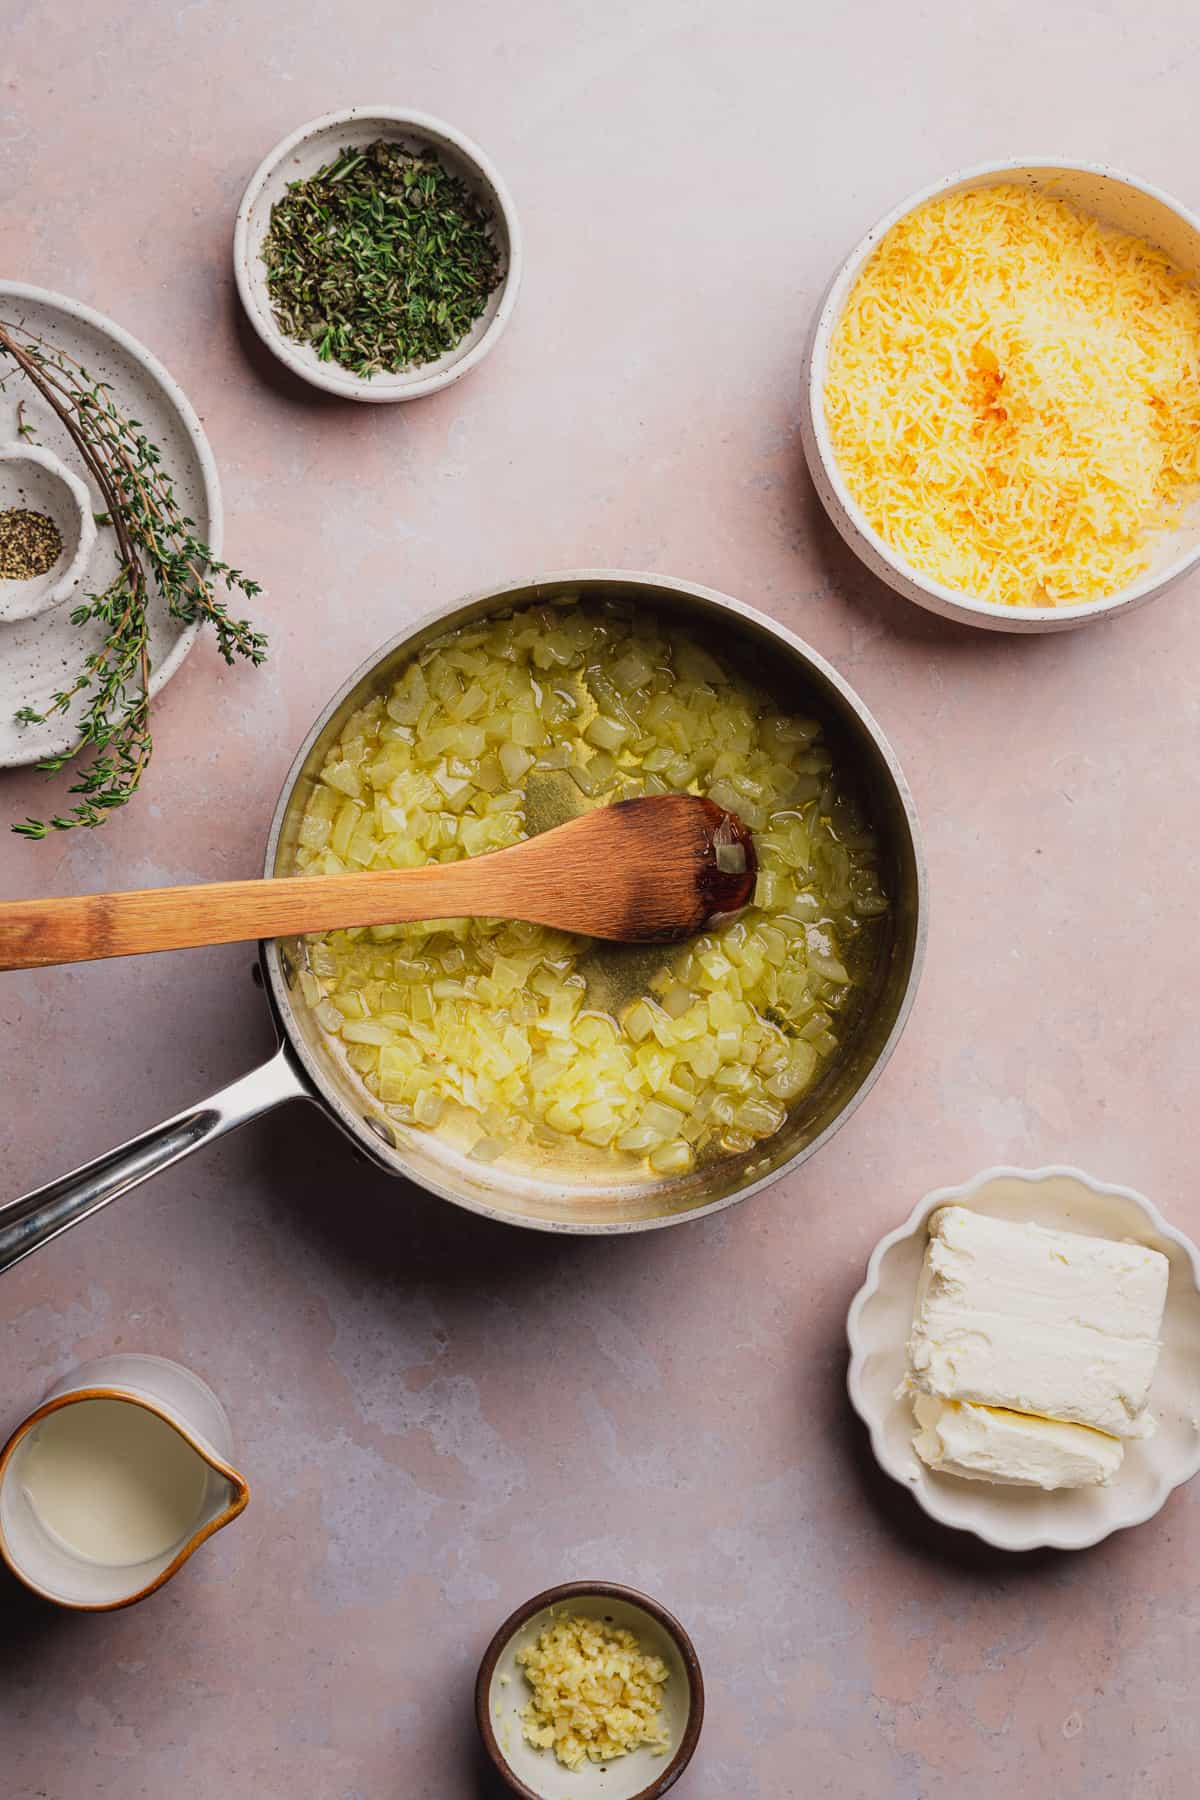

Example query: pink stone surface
[2,4,1200,1796]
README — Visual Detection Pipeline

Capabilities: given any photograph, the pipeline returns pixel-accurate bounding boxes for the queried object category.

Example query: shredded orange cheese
[825,184,1200,607]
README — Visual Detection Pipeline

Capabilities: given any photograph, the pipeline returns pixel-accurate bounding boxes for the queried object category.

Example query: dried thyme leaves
[261,140,503,377]
[0,508,62,580]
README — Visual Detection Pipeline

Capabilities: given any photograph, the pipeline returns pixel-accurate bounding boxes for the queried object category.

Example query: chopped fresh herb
[261,138,502,377]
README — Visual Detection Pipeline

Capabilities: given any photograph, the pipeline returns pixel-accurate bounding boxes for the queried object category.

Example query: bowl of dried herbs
[234,106,521,402]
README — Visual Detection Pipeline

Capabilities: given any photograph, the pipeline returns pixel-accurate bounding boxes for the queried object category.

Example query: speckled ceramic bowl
[801,159,1200,633]
[233,106,522,403]
[476,1582,704,1800]
[847,1166,1200,1551]
[0,443,95,623]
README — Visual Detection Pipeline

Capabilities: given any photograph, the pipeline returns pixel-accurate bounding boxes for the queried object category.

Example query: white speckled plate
[847,1167,1200,1551]
[0,284,221,768]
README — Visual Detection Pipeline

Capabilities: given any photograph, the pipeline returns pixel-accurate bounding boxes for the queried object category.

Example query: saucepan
[0,571,926,1272]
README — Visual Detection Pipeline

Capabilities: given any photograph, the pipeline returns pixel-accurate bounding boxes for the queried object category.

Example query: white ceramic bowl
[847,1166,1200,1551]
[234,106,522,403]
[0,443,95,623]
[801,158,1200,633]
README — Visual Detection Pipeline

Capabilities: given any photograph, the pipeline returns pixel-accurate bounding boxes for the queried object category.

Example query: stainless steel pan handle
[0,1045,309,1277]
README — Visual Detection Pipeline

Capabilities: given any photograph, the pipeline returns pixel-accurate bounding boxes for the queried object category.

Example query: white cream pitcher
[0,1353,248,1610]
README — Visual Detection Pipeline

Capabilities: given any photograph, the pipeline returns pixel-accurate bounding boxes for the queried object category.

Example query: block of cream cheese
[907,1206,1169,1438]
[912,1394,1124,1490]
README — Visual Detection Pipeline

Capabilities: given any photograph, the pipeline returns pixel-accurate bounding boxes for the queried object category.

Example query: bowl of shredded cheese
[801,160,1200,631]
[476,1581,704,1799]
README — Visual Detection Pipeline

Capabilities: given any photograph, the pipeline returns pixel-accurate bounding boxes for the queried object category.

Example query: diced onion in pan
[291,601,888,1177]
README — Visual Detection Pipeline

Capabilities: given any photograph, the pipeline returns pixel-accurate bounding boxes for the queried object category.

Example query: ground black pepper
[0,507,62,580]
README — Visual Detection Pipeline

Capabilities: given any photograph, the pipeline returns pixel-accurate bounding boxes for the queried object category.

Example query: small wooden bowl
[475,1581,704,1800]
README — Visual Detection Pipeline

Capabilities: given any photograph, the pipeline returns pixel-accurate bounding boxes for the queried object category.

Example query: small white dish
[801,159,1200,633]
[476,1581,704,1800]
[0,443,96,622]
[234,106,522,403]
[847,1167,1200,1551]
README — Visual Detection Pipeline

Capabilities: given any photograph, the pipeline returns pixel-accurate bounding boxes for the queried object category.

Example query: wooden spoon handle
[0,859,518,971]
[0,795,754,971]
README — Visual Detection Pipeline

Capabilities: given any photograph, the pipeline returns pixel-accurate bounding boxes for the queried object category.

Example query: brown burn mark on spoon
[604,795,757,943]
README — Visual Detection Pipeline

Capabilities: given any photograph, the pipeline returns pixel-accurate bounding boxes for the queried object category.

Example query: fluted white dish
[846,1166,1200,1550]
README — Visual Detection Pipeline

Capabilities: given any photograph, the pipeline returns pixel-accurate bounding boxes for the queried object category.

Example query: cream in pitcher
[19,1398,210,1566]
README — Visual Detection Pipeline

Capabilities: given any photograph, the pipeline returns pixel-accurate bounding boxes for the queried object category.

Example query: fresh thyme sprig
[0,321,267,838]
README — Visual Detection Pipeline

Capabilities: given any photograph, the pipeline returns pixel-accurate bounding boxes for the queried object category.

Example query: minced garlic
[826,183,1200,608]
[516,1613,670,1770]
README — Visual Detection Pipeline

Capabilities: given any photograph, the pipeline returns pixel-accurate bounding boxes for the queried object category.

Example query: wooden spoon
[0,795,756,972]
